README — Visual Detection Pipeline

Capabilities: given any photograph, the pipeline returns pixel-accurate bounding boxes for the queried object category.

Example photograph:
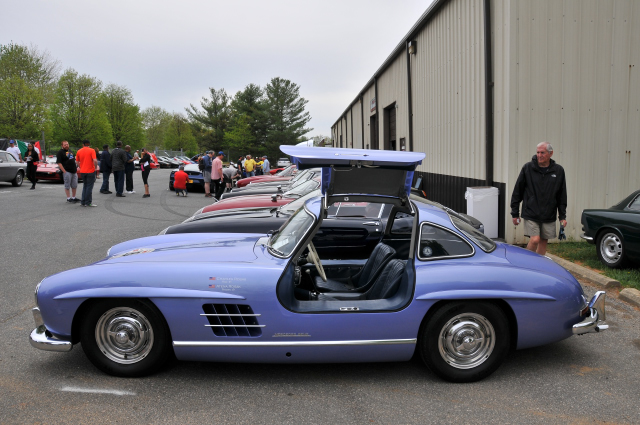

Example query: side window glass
[0,153,6,161]
[5,153,16,162]
[391,212,413,234]
[327,202,384,218]
[628,195,640,212]
[418,223,473,260]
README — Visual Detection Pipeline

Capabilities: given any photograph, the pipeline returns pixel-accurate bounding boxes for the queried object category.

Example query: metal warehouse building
[331,0,639,244]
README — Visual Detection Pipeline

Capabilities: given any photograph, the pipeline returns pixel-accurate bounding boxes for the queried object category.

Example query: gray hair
[537,141,553,153]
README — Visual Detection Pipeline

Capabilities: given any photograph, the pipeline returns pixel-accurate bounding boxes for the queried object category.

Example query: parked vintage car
[236,164,297,188]
[35,156,63,182]
[277,157,291,167]
[169,164,205,192]
[221,168,319,200]
[0,149,27,186]
[194,178,320,215]
[30,147,607,382]
[581,189,640,268]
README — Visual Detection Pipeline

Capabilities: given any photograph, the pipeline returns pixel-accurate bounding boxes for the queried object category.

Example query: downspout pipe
[484,0,494,186]
[360,96,365,149]
[406,41,414,152]
[374,76,379,149]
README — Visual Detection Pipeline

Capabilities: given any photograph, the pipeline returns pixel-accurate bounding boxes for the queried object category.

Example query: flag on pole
[16,140,41,161]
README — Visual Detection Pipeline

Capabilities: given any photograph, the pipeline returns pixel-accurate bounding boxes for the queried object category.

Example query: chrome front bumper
[29,307,73,352]
[573,291,609,335]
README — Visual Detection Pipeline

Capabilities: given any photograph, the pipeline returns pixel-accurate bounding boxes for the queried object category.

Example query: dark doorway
[383,103,396,151]
[369,115,378,150]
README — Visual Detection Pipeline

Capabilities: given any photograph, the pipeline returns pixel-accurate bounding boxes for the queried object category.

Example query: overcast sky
[3,0,433,138]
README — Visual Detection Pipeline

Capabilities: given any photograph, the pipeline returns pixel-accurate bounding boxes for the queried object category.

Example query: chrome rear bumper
[573,291,609,335]
[580,234,594,242]
[29,307,73,352]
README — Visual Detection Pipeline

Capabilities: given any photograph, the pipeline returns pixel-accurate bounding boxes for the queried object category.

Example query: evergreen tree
[264,77,312,153]
[185,87,230,152]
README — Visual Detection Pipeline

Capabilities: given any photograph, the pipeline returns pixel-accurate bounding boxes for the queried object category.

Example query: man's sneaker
[72,198,80,203]
[116,193,126,197]
[86,203,98,207]
[67,198,73,203]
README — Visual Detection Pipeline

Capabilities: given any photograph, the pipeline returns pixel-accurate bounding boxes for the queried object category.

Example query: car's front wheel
[12,170,23,187]
[597,230,626,268]
[80,299,173,377]
[419,302,510,383]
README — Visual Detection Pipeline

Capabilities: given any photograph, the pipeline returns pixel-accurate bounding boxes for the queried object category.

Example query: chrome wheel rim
[600,233,622,264]
[16,173,22,185]
[95,307,154,364]
[438,313,495,370]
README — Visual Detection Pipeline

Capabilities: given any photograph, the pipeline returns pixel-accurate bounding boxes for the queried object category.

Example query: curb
[620,288,640,308]
[545,253,621,289]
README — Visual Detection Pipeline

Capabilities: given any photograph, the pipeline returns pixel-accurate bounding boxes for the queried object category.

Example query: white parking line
[60,386,136,396]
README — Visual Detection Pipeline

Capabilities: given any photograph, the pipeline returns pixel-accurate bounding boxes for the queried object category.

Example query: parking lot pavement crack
[0,304,32,326]
[103,194,173,222]
[159,189,191,218]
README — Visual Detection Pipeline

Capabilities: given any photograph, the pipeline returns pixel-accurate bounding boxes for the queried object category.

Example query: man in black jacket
[511,142,567,255]
[111,141,127,197]
[99,144,112,194]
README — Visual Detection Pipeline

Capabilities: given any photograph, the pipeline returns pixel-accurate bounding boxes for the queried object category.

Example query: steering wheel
[307,242,327,282]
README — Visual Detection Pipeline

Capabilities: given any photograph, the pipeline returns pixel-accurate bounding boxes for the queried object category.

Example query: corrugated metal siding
[505,0,640,243]
[377,53,409,150]
[412,0,486,179]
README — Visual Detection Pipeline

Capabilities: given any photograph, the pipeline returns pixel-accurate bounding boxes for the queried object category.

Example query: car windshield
[268,206,315,257]
[289,168,310,183]
[284,179,319,198]
[280,189,322,215]
[327,202,385,218]
[45,157,57,164]
[450,215,495,252]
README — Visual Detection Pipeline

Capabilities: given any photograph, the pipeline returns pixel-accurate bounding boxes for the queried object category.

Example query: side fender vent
[201,304,263,337]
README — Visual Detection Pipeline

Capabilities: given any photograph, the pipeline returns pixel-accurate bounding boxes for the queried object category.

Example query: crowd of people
[196,151,270,200]
[55,139,153,207]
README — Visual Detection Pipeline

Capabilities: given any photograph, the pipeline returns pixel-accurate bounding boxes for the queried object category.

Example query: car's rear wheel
[597,229,626,268]
[12,170,24,187]
[419,302,510,383]
[80,299,173,377]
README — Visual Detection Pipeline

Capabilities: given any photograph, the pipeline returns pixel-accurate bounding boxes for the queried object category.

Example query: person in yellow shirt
[244,155,257,177]
[255,159,264,175]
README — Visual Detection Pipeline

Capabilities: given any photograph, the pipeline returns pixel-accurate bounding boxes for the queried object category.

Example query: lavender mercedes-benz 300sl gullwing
[30,146,607,382]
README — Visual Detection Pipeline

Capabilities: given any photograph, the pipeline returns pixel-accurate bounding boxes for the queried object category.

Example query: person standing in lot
[111,141,127,197]
[236,155,245,178]
[262,156,270,174]
[212,151,225,200]
[7,140,23,162]
[76,140,98,207]
[99,144,112,194]
[124,145,135,193]
[244,154,256,177]
[203,151,214,198]
[174,165,188,197]
[511,141,567,255]
[139,148,152,198]
[56,140,79,203]
[24,142,40,189]
[222,163,238,193]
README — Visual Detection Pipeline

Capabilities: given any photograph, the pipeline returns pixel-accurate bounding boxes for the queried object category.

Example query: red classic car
[236,165,297,187]
[35,156,63,182]
[195,178,320,215]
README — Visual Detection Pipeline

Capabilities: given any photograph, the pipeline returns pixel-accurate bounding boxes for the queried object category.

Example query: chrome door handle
[362,221,380,226]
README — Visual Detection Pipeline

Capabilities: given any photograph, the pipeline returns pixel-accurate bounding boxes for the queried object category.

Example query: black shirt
[56,148,77,173]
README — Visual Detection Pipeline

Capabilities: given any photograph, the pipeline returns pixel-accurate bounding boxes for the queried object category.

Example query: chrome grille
[201,304,263,337]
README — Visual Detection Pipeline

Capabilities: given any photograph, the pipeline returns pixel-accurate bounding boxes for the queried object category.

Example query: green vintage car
[581,190,640,268]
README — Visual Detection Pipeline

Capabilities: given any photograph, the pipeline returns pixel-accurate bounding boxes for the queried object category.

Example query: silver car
[277,157,291,167]
[0,150,27,186]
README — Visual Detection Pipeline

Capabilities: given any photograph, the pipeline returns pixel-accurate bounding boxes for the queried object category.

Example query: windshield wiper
[269,246,286,256]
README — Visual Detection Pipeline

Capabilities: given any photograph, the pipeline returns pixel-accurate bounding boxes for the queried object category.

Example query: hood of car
[105,233,262,263]
[202,194,292,213]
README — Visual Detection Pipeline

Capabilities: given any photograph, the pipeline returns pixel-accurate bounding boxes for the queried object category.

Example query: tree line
[0,42,320,158]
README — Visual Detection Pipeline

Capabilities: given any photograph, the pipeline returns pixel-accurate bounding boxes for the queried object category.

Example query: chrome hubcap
[438,313,495,369]
[95,307,154,364]
[600,234,622,264]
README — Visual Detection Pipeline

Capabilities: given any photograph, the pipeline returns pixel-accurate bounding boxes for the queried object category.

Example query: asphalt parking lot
[1,169,639,424]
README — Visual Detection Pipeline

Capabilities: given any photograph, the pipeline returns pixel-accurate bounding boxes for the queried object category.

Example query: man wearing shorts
[56,140,79,203]
[203,151,214,198]
[510,141,567,255]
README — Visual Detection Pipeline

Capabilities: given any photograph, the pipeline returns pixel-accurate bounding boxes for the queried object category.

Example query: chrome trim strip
[580,234,594,242]
[200,314,261,317]
[173,338,417,347]
[205,324,266,328]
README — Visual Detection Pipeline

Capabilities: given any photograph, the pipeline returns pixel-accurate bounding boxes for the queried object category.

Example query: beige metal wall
[376,53,409,150]
[500,0,640,243]
[411,0,487,179]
